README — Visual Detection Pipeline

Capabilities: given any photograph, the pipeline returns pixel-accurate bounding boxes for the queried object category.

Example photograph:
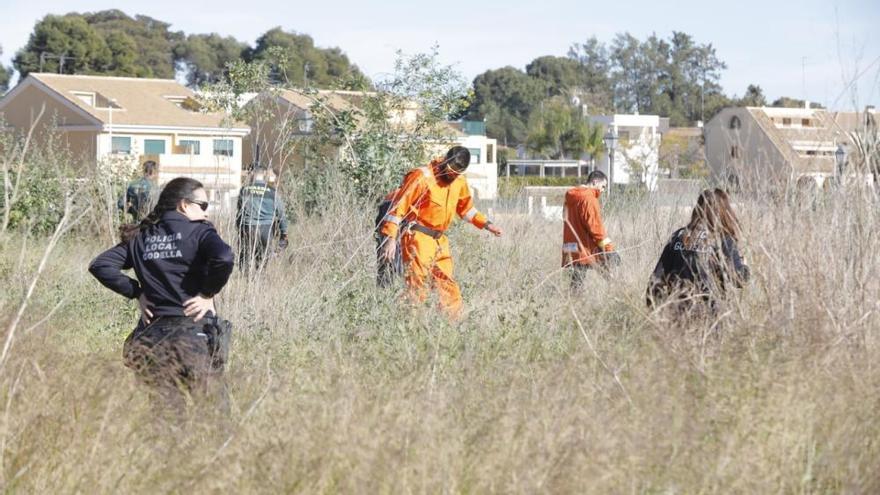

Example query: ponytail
[118,177,204,244]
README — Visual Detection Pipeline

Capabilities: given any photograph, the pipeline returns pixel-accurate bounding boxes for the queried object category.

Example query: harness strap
[409,223,444,240]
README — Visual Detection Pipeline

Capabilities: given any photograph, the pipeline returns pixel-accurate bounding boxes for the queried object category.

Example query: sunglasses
[187,199,209,211]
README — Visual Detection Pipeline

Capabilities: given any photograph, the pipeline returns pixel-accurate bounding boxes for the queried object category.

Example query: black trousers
[123,316,230,413]
[239,224,274,270]
[569,264,595,290]
[375,200,403,288]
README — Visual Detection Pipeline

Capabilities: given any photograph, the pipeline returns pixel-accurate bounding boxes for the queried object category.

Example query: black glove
[601,251,621,267]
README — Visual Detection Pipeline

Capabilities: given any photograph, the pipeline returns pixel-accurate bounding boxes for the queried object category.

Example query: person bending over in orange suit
[378,146,503,316]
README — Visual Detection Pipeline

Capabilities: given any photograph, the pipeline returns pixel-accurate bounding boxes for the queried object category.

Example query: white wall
[457,134,498,200]
[590,115,661,190]
[97,132,245,209]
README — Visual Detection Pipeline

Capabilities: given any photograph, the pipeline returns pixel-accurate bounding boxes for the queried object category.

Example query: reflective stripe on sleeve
[418,167,431,178]
[463,207,478,222]
[598,238,612,248]
[562,242,580,253]
[384,214,402,225]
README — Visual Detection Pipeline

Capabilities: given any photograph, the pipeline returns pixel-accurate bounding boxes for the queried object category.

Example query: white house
[589,114,662,190]
[0,73,250,207]
[442,120,498,200]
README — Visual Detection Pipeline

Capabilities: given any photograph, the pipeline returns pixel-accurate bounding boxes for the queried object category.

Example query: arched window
[729,116,742,130]
[731,146,742,159]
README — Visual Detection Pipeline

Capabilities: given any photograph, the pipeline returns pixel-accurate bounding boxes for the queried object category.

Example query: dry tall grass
[0,182,878,493]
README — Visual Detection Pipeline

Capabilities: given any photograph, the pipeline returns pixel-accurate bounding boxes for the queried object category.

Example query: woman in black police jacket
[89,177,234,410]
[647,188,750,317]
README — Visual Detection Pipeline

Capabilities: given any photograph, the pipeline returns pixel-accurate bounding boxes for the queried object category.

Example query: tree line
[6,10,365,90]
[1,12,817,151]
[464,32,818,148]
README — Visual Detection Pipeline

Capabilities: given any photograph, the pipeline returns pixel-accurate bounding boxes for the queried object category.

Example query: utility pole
[38,52,75,74]
[801,56,809,103]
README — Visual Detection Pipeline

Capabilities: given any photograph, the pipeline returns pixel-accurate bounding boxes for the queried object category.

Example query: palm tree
[583,121,605,173]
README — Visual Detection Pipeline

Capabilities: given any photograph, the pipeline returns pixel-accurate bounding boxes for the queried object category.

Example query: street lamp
[108,97,118,156]
[296,110,314,134]
[834,144,847,179]
[603,127,618,196]
[296,110,314,170]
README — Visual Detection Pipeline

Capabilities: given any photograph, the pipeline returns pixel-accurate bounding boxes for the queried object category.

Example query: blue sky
[0,0,877,110]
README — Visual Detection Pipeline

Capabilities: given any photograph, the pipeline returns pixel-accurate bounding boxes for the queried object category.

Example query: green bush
[1,129,74,235]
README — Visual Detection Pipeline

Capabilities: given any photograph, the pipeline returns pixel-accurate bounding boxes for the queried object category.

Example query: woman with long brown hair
[646,188,750,315]
[89,177,234,412]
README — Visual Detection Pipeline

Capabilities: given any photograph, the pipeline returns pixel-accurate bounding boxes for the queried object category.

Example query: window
[802,118,811,127]
[467,147,481,164]
[486,144,495,164]
[179,139,201,155]
[782,117,792,126]
[144,139,166,155]
[213,139,234,157]
[111,136,131,154]
[73,91,121,109]
[164,95,187,107]
[730,146,742,159]
[618,131,631,145]
[72,92,95,106]
[729,116,742,129]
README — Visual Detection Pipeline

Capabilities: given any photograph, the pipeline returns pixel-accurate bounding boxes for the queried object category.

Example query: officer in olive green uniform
[236,166,289,270]
[118,160,159,222]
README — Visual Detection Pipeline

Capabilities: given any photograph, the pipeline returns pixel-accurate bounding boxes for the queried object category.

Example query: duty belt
[409,223,445,240]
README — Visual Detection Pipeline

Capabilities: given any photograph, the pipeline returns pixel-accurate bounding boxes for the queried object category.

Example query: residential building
[589,114,662,191]
[242,89,500,199]
[832,107,878,175]
[441,120,498,200]
[703,105,853,191]
[0,73,250,207]
[242,88,363,173]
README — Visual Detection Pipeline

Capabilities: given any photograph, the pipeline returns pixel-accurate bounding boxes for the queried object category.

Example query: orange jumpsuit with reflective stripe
[380,159,488,315]
[561,186,614,266]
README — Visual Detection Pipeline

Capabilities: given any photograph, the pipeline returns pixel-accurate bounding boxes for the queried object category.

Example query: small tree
[526,97,593,159]
[200,47,472,209]
[319,47,472,200]
[583,121,605,171]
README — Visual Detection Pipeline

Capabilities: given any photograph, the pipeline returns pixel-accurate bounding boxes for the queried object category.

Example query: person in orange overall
[379,146,503,315]
[561,170,621,289]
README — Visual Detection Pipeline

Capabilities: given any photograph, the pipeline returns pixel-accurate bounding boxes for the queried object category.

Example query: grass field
[0,185,878,493]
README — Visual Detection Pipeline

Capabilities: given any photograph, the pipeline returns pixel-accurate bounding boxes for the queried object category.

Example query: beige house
[242,89,499,199]
[704,106,852,191]
[242,88,363,173]
[0,73,250,206]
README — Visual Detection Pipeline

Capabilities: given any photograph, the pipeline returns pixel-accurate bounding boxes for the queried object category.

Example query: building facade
[0,73,249,208]
[589,114,662,190]
[242,89,500,199]
[704,106,853,191]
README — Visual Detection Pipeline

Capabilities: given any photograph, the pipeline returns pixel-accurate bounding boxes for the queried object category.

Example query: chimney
[804,100,811,109]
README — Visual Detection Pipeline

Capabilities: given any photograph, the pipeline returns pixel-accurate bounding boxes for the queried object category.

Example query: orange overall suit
[380,158,490,315]
[561,186,614,267]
